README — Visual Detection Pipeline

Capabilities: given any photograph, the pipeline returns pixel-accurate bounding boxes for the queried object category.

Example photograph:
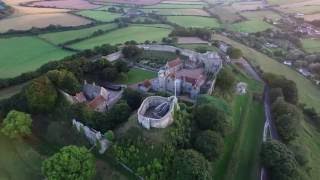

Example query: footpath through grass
[0,36,73,78]
[213,66,264,180]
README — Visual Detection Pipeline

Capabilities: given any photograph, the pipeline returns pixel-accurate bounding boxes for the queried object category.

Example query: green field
[213,67,264,180]
[0,134,42,180]
[213,34,320,180]
[0,36,73,78]
[76,10,121,22]
[142,8,209,16]
[69,25,171,50]
[302,38,320,53]
[230,20,274,33]
[39,23,117,45]
[116,68,157,85]
[166,16,220,28]
[240,10,281,21]
[143,3,204,9]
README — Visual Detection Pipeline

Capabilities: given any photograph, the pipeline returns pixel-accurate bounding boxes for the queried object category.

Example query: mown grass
[166,16,220,28]
[302,38,320,53]
[39,23,117,45]
[0,36,73,78]
[76,10,121,22]
[116,68,157,85]
[69,25,171,50]
[230,19,274,33]
[0,133,43,180]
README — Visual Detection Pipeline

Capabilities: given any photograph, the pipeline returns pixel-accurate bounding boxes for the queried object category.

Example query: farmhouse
[62,81,123,112]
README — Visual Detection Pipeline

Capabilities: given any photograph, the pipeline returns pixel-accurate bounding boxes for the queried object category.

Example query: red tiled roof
[167,58,182,68]
[88,95,107,109]
[184,76,198,85]
[143,80,152,88]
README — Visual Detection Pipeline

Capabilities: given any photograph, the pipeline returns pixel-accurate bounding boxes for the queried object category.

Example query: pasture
[0,36,73,78]
[39,23,117,45]
[208,6,243,23]
[93,0,161,5]
[69,25,171,50]
[166,16,220,28]
[143,3,204,9]
[0,13,91,33]
[240,10,281,21]
[117,68,157,85]
[302,38,320,53]
[230,20,274,33]
[76,10,121,22]
[28,0,100,10]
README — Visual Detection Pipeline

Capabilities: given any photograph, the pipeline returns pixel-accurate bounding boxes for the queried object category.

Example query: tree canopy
[122,45,143,58]
[261,140,299,180]
[46,69,81,95]
[123,89,143,110]
[194,130,224,161]
[215,68,236,94]
[42,146,95,180]
[171,149,212,180]
[227,47,243,59]
[1,110,32,138]
[24,76,58,113]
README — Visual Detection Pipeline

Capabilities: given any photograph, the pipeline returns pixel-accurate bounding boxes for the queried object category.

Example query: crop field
[231,1,264,11]
[28,0,100,10]
[0,36,73,78]
[267,0,306,5]
[117,68,157,85]
[166,16,220,28]
[161,1,208,5]
[69,25,171,50]
[0,13,91,33]
[277,5,320,14]
[93,0,162,5]
[143,8,210,16]
[39,23,117,45]
[302,38,320,53]
[208,6,243,23]
[143,3,204,9]
[213,34,320,113]
[76,10,121,22]
[0,134,42,180]
[304,13,320,21]
[230,20,274,33]
[240,10,281,21]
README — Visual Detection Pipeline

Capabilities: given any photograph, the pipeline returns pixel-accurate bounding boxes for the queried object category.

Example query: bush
[122,45,143,58]
[102,67,119,81]
[123,89,143,110]
[227,47,242,59]
[1,110,32,139]
[105,130,115,142]
[194,130,224,161]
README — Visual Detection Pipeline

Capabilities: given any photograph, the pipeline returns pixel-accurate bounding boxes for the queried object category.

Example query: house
[283,60,292,66]
[298,68,312,77]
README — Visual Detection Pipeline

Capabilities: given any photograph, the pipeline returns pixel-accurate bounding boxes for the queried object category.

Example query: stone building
[137,96,178,129]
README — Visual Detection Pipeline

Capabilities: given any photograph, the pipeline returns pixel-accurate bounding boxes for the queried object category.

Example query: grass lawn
[116,68,157,85]
[166,16,220,28]
[0,134,43,180]
[0,36,73,78]
[69,25,171,50]
[213,66,264,180]
[39,23,117,45]
[76,10,122,22]
[213,34,320,113]
[230,20,274,33]
[302,38,320,53]
[178,44,219,52]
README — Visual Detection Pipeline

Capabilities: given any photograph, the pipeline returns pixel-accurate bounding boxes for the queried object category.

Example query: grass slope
[69,25,171,50]
[0,36,73,78]
[0,134,42,180]
[116,68,157,85]
[302,38,320,53]
[166,16,220,28]
[39,23,117,45]
[76,10,121,22]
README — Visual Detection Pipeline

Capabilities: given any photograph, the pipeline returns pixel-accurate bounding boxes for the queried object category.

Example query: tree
[261,140,299,180]
[269,88,283,104]
[102,67,119,81]
[105,130,115,141]
[42,146,95,180]
[24,76,58,113]
[193,104,230,136]
[122,45,143,58]
[227,47,243,59]
[47,69,81,94]
[1,110,32,138]
[123,89,143,110]
[194,130,224,161]
[171,149,212,180]
[215,68,236,94]
[114,60,129,73]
